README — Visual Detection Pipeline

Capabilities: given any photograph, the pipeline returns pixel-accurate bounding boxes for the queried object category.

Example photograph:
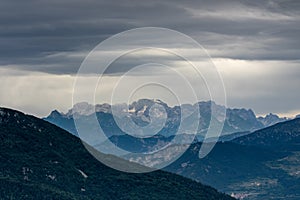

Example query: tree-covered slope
[233,118,300,148]
[166,119,300,199]
[0,108,234,200]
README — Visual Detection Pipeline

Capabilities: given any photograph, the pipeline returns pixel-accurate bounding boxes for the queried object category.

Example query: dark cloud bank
[0,0,299,74]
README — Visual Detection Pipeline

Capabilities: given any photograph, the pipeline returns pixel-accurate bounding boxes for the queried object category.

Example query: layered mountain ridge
[45,99,287,139]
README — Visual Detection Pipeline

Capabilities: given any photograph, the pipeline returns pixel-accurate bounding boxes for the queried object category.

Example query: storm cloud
[0,0,300,73]
[0,0,299,117]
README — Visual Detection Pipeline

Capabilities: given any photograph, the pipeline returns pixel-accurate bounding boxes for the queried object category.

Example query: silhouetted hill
[0,107,234,200]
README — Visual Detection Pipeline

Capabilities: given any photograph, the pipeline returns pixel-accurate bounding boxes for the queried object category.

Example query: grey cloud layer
[0,0,300,117]
[0,0,300,74]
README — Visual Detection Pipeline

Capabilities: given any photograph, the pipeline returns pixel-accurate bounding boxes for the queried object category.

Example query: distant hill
[0,107,234,200]
[233,118,300,148]
[164,119,300,199]
[165,142,300,199]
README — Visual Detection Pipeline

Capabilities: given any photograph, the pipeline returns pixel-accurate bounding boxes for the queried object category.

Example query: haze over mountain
[45,99,286,141]
[0,107,234,200]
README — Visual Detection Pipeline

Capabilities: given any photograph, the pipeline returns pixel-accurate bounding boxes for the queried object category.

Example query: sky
[0,0,299,117]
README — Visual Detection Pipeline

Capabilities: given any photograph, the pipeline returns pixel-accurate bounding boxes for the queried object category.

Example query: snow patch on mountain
[257,113,288,127]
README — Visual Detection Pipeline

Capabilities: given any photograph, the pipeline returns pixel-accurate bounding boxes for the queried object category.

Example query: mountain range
[45,99,292,140]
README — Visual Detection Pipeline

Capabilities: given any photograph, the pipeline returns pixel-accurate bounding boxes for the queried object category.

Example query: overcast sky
[0,0,299,117]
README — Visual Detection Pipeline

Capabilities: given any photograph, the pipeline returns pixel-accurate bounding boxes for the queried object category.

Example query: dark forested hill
[0,107,234,200]
[166,119,300,199]
[233,118,300,148]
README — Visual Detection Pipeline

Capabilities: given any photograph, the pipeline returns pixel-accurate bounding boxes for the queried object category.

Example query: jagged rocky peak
[180,103,196,117]
[65,102,95,117]
[52,99,228,118]
[129,99,155,112]
[63,99,168,117]
[45,100,292,137]
[130,99,167,109]
[48,109,63,118]
[127,99,169,116]
[62,102,112,117]
[95,103,111,113]
[227,108,256,119]
[257,113,288,127]
[197,101,226,114]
